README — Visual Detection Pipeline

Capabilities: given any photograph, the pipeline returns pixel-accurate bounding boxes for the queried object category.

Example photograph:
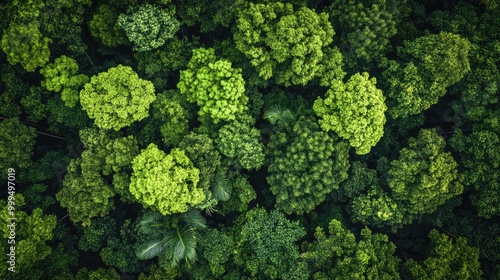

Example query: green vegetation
[1,0,498,278]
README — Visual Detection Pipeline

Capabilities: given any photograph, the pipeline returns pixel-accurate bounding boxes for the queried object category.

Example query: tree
[216,114,265,170]
[382,32,471,118]
[350,185,404,231]
[117,3,180,52]
[1,194,56,278]
[89,4,128,47]
[267,116,350,214]
[328,0,397,71]
[406,229,482,280]
[0,118,36,178]
[399,32,471,88]
[178,132,222,212]
[234,2,345,86]
[450,130,500,218]
[40,55,89,108]
[302,219,401,279]
[177,48,248,123]
[56,158,115,226]
[313,72,387,155]
[388,129,463,223]
[130,144,203,215]
[153,91,190,146]
[75,267,120,280]
[231,208,309,279]
[80,64,156,131]
[1,22,51,72]
[219,172,256,214]
[135,210,206,267]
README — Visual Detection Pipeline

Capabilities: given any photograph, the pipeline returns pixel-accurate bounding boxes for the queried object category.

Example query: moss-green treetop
[117,3,180,52]
[80,64,156,131]
[234,2,344,86]
[1,22,51,72]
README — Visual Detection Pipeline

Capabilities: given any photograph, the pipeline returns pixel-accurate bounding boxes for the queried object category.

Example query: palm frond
[181,208,207,229]
[164,227,198,266]
[136,238,166,260]
[211,171,231,201]
[138,211,167,235]
[264,105,295,125]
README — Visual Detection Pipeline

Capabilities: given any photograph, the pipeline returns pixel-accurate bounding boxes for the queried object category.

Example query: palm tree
[135,209,206,266]
[263,105,296,126]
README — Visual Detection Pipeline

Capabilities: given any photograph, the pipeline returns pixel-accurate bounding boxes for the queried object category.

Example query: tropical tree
[382,32,471,118]
[302,219,401,279]
[129,144,203,216]
[1,22,51,72]
[117,3,180,52]
[40,55,89,108]
[328,0,397,71]
[314,72,387,154]
[406,229,482,280]
[230,208,309,279]
[267,116,350,214]
[80,64,156,131]
[234,2,345,86]
[0,118,36,178]
[216,114,265,170]
[177,48,248,123]
[135,209,206,267]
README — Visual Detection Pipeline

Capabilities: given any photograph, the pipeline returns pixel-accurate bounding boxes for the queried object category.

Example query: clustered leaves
[80,64,156,131]
[117,4,180,52]
[234,2,345,86]
[130,144,203,215]
[314,72,387,155]
[267,116,350,214]
[178,48,248,123]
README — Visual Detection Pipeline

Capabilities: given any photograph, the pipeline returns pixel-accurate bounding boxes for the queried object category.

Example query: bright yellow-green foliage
[267,116,350,215]
[1,194,56,275]
[1,22,51,72]
[130,144,203,215]
[80,64,156,131]
[302,219,400,279]
[406,229,482,280]
[178,48,248,123]
[117,3,180,52]
[388,129,463,223]
[234,2,344,86]
[40,55,89,108]
[314,72,387,155]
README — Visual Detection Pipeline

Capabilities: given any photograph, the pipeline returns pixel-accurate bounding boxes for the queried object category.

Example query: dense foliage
[1,0,499,279]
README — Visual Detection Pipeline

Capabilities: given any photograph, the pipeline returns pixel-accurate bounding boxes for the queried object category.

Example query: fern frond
[164,227,197,267]
[136,238,166,260]
[211,171,231,201]
[138,211,167,235]
[264,105,295,125]
[181,209,207,229]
